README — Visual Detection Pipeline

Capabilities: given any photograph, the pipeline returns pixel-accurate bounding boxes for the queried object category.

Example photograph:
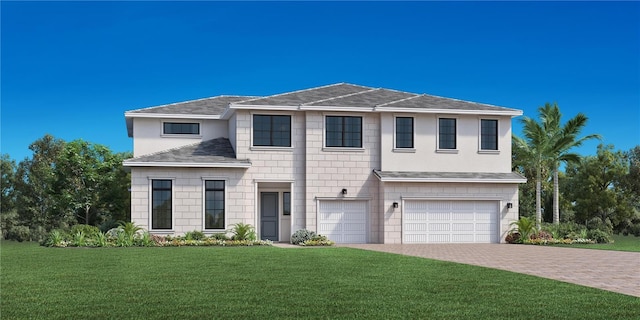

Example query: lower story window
[205,180,225,229]
[152,180,172,229]
[283,192,291,216]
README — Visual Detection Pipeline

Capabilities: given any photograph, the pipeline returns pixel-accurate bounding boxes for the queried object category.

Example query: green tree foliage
[1,134,131,240]
[513,103,600,227]
[563,144,638,233]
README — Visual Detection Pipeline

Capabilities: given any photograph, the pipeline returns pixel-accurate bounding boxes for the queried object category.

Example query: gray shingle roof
[374,170,526,183]
[128,96,255,116]
[123,138,250,167]
[237,83,372,106]
[308,88,417,107]
[375,94,518,112]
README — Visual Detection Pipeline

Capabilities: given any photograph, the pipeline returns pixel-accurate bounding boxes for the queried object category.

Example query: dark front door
[260,192,279,241]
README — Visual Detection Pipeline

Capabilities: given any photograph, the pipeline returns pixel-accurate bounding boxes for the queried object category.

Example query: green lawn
[2,241,639,319]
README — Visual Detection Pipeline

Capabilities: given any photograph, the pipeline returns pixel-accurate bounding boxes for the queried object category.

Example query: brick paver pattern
[341,244,640,297]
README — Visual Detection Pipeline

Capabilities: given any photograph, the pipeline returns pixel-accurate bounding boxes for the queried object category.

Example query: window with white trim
[395,117,414,149]
[151,180,172,229]
[253,115,291,147]
[325,116,362,148]
[283,192,291,216]
[438,118,456,150]
[480,119,498,150]
[204,180,225,229]
[163,122,200,135]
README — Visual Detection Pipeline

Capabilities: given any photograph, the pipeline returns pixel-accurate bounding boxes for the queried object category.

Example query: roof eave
[376,177,527,183]
[124,112,222,120]
[122,161,251,168]
[373,107,523,116]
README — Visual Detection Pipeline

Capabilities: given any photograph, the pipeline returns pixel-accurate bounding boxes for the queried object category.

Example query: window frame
[394,116,415,151]
[251,113,293,149]
[479,118,500,153]
[437,117,458,152]
[283,192,291,216]
[149,178,174,231]
[323,114,364,149]
[161,121,201,137]
[203,179,226,231]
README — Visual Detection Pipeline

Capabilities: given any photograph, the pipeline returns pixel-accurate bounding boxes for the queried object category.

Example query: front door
[260,192,279,241]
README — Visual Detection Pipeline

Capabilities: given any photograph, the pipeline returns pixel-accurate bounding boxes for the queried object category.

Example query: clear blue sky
[2,1,639,161]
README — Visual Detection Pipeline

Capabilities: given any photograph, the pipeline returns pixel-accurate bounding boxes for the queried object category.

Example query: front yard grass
[2,241,639,319]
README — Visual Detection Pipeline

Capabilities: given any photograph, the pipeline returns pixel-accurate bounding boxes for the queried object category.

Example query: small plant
[93,232,109,247]
[43,229,67,247]
[229,223,256,241]
[209,233,229,240]
[70,224,101,239]
[301,234,335,246]
[291,229,316,245]
[71,231,86,247]
[509,217,536,240]
[184,230,206,241]
[505,232,521,244]
[136,232,155,247]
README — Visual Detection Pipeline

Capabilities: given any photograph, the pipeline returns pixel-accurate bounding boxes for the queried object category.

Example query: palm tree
[514,103,600,227]
[540,104,601,224]
[513,116,551,229]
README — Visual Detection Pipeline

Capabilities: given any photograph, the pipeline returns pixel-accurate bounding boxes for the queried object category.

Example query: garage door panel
[403,200,499,244]
[452,223,474,231]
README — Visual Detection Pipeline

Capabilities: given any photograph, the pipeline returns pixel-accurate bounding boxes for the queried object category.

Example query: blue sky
[2,1,639,162]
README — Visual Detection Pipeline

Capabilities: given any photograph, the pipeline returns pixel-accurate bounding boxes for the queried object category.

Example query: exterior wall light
[392,202,399,209]
[507,202,513,209]
[341,188,348,195]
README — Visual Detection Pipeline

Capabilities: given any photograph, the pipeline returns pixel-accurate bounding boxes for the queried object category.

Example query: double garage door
[318,200,367,244]
[403,200,499,244]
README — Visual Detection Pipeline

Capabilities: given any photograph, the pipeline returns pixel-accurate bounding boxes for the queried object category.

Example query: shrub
[509,217,536,240]
[71,225,101,239]
[93,232,109,247]
[135,232,155,247]
[588,229,613,244]
[29,225,49,242]
[43,229,67,247]
[530,230,553,241]
[7,226,30,242]
[184,231,206,241]
[291,229,316,245]
[71,231,86,247]
[301,234,335,246]
[209,233,229,240]
[229,223,256,241]
[505,232,521,244]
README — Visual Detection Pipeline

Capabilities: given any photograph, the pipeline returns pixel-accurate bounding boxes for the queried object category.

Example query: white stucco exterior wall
[132,118,229,157]
[380,113,512,173]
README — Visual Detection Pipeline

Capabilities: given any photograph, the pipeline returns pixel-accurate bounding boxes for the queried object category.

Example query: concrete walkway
[341,244,640,297]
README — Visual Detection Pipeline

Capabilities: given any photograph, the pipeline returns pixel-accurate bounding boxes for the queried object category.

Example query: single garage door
[403,200,499,243]
[318,200,367,244]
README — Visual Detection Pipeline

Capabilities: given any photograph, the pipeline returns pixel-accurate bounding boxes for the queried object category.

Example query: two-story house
[123,83,526,244]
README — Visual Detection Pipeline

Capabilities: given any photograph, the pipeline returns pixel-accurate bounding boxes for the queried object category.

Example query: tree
[1,154,17,214]
[563,144,635,232]
[55,140,131,226]
[540,103,600,224]
[513,109,552,228]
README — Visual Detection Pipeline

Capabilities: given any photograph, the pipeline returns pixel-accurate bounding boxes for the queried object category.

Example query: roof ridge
[419,92,510,110]
[301,88,379,106]
[125,138,224,161]
[375,94,422,107]
[234,83,374,104]
[127,95,258,113]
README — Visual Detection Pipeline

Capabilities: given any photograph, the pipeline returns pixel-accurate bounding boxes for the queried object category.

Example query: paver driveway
[341,244,640,297]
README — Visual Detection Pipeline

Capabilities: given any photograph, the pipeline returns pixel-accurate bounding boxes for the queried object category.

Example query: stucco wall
[304,111,382,243]
[132,118,228,157]
[380,113,512,172]
[130,167,251,235]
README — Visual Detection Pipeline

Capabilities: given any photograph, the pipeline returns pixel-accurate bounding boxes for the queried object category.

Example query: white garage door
[318,200,367,244]
[403,200,499,243]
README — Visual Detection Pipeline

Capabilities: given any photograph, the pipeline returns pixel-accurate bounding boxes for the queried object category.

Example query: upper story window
[480,119,498,151]
[326,116,362,148]
[395,117,414,149]
[163,122,200,135]
[151,179,172,230]
[253,115,291,147]
[438,118,457,150]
